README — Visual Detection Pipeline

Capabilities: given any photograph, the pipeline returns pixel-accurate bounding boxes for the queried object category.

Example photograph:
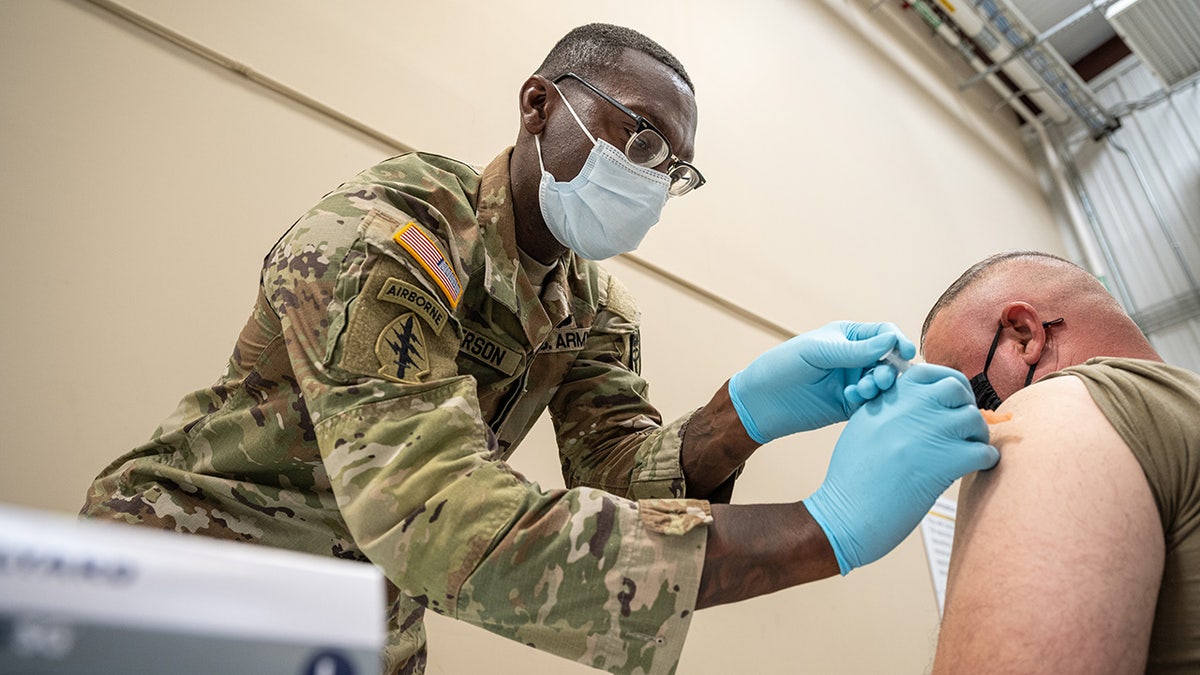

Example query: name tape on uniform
[459,328,522,376]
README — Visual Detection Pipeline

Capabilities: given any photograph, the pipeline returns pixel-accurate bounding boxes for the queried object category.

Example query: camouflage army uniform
[82,149,716,675]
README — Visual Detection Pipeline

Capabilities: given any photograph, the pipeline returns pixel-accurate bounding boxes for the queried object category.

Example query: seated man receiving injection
[922,251,1200,674]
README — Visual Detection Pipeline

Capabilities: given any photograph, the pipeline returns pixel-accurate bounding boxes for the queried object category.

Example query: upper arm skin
[933,375,1164,675]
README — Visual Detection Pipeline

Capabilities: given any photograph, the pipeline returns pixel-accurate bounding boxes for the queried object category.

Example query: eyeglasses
[553,72,705,197]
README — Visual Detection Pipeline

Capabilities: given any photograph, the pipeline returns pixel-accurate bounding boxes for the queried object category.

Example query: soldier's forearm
[696,501,838,609]
[679,381,760,498]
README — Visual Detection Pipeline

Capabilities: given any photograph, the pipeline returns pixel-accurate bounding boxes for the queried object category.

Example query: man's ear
[1000,302,1045,365]
[520,76,551,135]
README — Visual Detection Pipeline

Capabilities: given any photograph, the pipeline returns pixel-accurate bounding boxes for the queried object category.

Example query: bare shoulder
[933,374,1164,674]
[967,375,1124,505]
[985,374,1105,454]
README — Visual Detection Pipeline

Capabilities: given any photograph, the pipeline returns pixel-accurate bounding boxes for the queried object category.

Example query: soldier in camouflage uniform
[82,23,998,674]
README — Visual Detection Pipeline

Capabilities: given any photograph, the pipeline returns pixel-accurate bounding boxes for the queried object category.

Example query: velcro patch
[375,313,430,383]
[377,278,448,334]
[393,222,462,308]
[459,327,522,376]
[541,327,590,353]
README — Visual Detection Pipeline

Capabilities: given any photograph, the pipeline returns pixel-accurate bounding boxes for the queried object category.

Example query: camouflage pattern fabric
[81,149,713,674]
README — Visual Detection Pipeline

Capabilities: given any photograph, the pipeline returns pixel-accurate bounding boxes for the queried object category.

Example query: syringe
[878,345,911,374]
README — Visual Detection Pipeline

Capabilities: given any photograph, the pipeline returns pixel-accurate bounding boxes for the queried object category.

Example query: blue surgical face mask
[534,84,670,261]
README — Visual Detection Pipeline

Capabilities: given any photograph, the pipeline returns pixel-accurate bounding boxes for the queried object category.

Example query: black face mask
[968,318,1063,410]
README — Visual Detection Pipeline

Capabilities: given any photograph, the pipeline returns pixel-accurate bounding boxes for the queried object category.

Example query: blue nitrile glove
[803,363,999,575]
[727,321,916,443]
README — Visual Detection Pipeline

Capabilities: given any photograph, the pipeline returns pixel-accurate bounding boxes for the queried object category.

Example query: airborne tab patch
[378,278,448,334]
[375,313,430,383]
[393,222,462,309]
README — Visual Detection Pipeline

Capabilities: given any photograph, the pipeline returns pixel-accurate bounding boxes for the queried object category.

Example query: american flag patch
[393,222,462,308]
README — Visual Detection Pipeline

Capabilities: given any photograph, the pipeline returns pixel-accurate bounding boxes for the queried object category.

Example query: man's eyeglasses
[553,72,705,197]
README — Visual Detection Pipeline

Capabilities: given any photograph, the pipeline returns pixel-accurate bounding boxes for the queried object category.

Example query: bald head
[922,251,1159,403]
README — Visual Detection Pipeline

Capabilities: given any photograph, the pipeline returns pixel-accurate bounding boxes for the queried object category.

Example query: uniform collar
[474,148,574,346]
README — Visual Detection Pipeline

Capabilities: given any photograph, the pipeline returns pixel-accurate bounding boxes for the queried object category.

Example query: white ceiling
[1008,0,1119,64]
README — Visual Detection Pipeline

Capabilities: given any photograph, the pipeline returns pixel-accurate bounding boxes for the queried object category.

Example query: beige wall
[0,1,1066,673]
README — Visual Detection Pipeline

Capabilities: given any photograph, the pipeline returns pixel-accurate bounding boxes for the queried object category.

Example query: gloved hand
[803,363,999,575]
[728,321,916,443]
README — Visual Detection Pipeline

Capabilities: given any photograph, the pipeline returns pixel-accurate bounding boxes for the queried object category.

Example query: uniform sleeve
[270,200,707,674]
[550,270,717,501]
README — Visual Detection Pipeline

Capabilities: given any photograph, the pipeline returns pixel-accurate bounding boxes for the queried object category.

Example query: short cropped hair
[921,251,1076,346]
[536,23,694,93]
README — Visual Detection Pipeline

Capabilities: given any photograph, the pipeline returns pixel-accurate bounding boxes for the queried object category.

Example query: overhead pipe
[921,0,1073,124]
[899,0,1123,303]
[831,0,1038,181]
[948,0,1120,138]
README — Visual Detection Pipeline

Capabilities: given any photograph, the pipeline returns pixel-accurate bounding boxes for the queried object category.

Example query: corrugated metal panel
[1150,320,1200,367]
[1107,0,1200,88]
[1057,56,1200,371]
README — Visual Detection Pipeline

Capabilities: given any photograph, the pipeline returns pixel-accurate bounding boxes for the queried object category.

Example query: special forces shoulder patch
[375,313,430,383]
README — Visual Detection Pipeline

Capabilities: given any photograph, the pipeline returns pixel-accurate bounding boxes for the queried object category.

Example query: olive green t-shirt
[1049,357,1200,673]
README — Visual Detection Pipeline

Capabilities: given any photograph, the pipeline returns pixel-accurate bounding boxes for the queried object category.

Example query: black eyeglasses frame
[552,72,705,196]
